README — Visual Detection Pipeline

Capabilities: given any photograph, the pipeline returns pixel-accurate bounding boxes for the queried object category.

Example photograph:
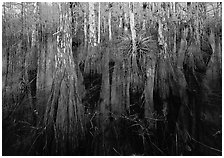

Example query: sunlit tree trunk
[125,2,137,115]
[44,3,85,154]
[118,4,123,29]
[98,2,101,44]
[157,3,170,116]
[124,6,128,33]
[89,2,96,46]
[84,10,88,48]
[129,2,136,52]
[108,3,112,41]
[84,2,97,73]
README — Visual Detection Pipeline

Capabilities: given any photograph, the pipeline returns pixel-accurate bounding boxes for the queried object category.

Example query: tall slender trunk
[118,4,123,29]
[100,1,112,134]
[27,2,38,125]
[98,3,101,44]
[173,2,177,65]
[84,11,87,48]
[43,32,48,97]
[108,3,112,41]
[157,3,169,115]
[140,2,156,119]
[129,2,136,52]
[20,2,25,79]
[89,2,96,46]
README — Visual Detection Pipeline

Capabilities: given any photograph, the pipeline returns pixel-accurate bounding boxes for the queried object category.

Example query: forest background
[1,1,222,156]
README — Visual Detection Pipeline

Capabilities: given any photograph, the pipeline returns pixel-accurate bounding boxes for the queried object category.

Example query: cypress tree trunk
[155,3,171,151]
[44,3,85,155]
[20,2,26,80]
[99,4,113,154]
[144,57,156,119]
[157,7,169,116]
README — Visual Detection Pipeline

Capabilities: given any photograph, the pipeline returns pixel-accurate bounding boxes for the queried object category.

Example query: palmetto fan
[117,31,157,85]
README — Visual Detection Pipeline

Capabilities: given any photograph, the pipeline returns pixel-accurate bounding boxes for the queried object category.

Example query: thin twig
[191,137,222,153]
[113,147,121,156]
[27,131,42,154]
[151,141,166,155]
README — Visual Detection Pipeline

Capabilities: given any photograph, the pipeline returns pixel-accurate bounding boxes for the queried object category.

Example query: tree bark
[108,3,112,41]
[20,2,25,79]
[3,3,9,98]
[27,2,38,125]
[98,3,101,44]
[173,2,177,65]
[129,2,136,52]
[89,2,97,46]
[44,3,85,154]
[84,11,88,48]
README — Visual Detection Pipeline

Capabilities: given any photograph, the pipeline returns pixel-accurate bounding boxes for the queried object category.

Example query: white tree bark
[108,3,112,41]
[124,12,128,32]
[129,2,136,52]
[119,16,123,29]
[84,11,87,47]
[89,2,96,46]
[98,2,101,44]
